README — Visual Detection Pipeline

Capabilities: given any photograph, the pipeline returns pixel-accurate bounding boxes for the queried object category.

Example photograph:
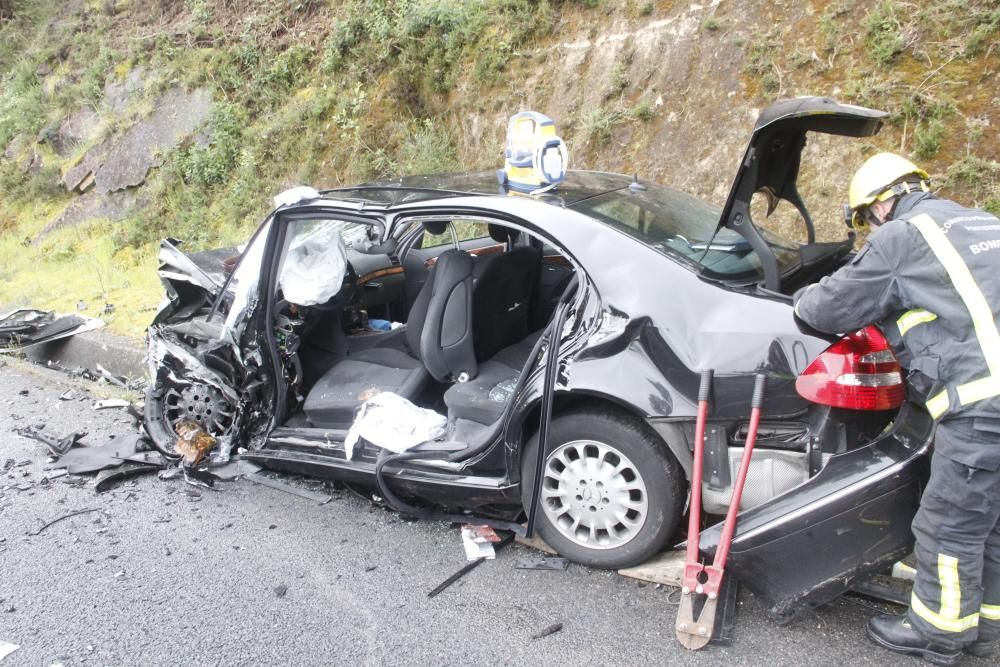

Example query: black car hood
[717,97,888,235]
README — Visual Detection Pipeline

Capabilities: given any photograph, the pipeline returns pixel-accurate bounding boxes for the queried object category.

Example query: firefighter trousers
[908,439,1000,648]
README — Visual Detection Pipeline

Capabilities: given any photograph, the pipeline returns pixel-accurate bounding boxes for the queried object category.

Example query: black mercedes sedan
[143,98,933,622]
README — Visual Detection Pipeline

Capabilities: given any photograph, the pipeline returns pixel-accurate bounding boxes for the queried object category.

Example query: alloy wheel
[540,439,649,550]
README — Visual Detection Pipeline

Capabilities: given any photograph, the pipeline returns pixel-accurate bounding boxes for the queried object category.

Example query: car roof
[319,170,633,208]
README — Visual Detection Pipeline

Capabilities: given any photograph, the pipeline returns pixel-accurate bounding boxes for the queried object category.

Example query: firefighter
[794,152,1000,665]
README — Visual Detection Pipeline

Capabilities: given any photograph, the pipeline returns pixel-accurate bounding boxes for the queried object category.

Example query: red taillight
[796,325,905,410]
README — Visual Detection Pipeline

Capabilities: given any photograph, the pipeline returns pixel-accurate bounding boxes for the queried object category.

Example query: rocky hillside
[1,0,999,337]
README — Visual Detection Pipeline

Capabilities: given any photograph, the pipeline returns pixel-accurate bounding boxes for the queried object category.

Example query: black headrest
[488,224,519,244]
[424,221,448,236]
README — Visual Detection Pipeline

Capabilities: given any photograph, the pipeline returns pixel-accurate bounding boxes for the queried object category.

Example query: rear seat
[443,330,543,425]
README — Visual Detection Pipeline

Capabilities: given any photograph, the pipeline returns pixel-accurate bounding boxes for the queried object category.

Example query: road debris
[531,622,563,640]
[0,641,19,662]
[54,435,143,474]
[28,508,99,536]
[95,463,164,492]
[94,399,130,410]
[246,472,332,504]
[0,308,103,351]
[14,426,85,457]
[514,556,570,571]
[274,584,288,598]
[428,532,515,598]
[461,524,501,561]
[207,458,261,480]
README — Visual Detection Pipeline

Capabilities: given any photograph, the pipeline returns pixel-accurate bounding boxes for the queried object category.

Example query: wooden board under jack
[516,534,737,646]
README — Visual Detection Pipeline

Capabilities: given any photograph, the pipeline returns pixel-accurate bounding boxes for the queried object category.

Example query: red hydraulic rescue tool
[676,371,767,649]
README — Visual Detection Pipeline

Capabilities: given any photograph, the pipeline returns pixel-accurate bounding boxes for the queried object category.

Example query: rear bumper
[698,400,933,622]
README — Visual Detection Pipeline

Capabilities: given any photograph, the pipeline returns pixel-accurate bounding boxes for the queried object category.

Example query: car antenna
[629,174,647,192]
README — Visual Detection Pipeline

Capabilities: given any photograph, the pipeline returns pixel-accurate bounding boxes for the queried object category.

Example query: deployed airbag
[279,224,348,306]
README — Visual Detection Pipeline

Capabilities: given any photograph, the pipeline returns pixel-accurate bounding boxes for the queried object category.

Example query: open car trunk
[716,97,888,294]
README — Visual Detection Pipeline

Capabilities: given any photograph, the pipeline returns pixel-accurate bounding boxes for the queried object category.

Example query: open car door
[716,97,888,291]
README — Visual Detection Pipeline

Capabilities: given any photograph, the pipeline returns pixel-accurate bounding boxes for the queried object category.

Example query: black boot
[964,637,996,658]
[866,614,962,666]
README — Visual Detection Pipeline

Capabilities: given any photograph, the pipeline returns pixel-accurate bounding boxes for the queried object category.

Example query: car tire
[143,380,235,459]
[520,407,685,569]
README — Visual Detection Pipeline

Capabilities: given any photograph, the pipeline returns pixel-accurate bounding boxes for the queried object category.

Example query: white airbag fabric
[279,224,348,306]
[344,392,447,459]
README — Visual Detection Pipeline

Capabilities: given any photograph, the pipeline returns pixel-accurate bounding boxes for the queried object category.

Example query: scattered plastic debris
[14,427,85,457]
[54,435,143,474]
[531,622,563,640]
[461,524,501,561]
[0,308,103,351]
[95,463,163,493]
[514,556,570,571]
[274,584,288,598]
[245,472,333,504]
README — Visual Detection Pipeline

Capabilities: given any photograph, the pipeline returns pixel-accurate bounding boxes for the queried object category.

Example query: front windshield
[568,184,799,281]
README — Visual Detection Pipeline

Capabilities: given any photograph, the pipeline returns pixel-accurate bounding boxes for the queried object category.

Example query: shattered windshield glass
[569,185,799,280]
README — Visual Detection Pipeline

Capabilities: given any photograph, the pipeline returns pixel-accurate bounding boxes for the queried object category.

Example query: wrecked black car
[143,98,932,621]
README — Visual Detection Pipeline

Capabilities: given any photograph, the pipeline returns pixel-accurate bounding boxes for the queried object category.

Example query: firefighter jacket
[794,192,1000,470]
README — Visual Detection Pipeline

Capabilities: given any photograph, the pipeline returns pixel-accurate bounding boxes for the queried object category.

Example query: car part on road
[51,435,145,474]
[677,373,766,650]
[427,531,515,598]
[514,556,570,570]
[14,427,85,457]
[94,398,131,410]
[530,622,564,641]
[245,472,333,504]
[95,463,164,492]
[0,308,103,351]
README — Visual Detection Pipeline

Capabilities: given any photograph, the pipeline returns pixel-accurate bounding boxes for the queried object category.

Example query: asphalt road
[0,358,970,666]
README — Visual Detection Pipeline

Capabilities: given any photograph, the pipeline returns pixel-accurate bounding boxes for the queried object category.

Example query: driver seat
[302,224,476,428]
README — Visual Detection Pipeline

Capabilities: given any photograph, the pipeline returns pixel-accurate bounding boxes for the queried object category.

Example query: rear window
[569,184,799,280]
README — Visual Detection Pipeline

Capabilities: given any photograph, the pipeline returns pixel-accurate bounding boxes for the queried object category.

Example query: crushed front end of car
[144,234,275,464]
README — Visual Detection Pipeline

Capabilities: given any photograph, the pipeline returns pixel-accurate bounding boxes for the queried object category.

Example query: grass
[0,216,162,341]
[863,1,906,66]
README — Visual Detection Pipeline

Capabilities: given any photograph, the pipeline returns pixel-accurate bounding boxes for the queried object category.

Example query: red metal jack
[676,372,767,650]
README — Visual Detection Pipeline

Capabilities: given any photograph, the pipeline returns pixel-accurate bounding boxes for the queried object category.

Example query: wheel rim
[540,439,649,550]
[162,383,235,437]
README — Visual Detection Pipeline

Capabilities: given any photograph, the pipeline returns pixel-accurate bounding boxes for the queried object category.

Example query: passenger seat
[472,224,542,361]
[443,331,543,425]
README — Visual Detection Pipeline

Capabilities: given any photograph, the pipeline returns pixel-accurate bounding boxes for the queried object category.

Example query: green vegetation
[863,1,906,66]
[944,156,1000,216]
[1,0,999,339]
